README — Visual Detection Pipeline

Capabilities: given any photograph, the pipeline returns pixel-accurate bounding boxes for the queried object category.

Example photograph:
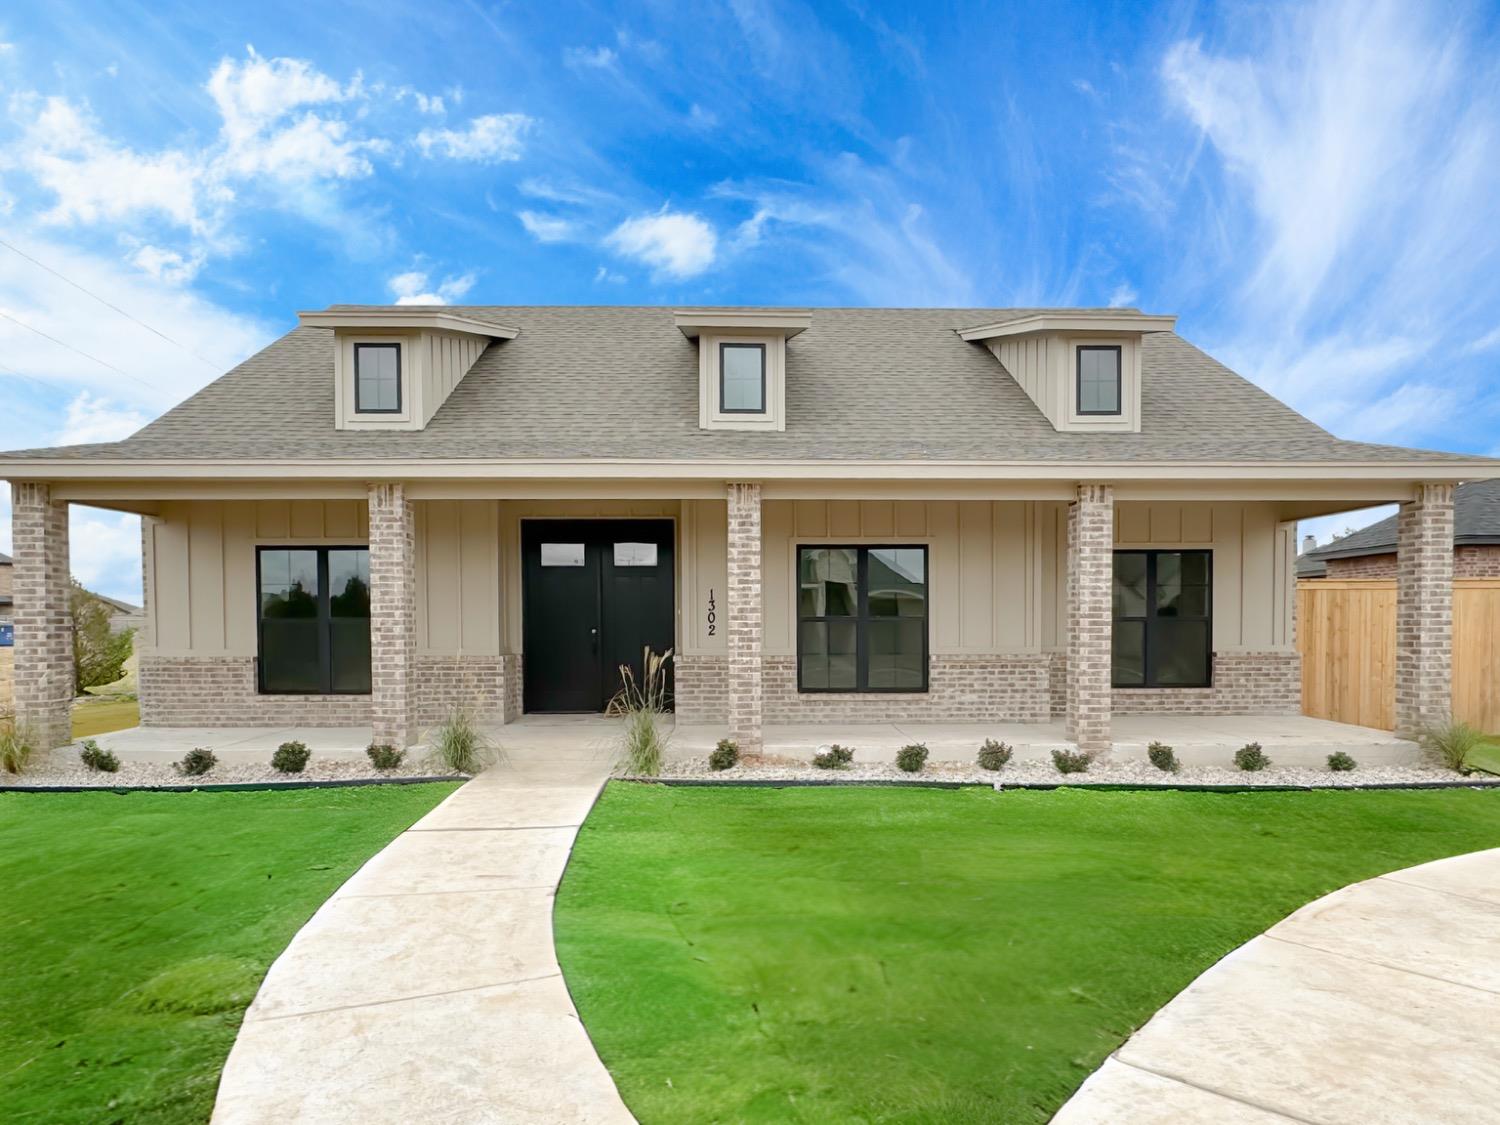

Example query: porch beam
[1394,483,1454,738]
[726,482,764,752]
[369,482,418,747]
[1066,483,1113,752]
[11,482,74,749]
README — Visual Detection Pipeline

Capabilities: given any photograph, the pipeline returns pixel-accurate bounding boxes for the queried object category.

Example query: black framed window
[354,342,402,413]
[797,545,928,692]
[1113,550,1211,688]
[719,342,766,413]
[257,547,371,694]
[1077,345,1122,415]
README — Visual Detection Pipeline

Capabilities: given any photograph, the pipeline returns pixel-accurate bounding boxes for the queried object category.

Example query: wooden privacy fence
[1298,578,1500,733]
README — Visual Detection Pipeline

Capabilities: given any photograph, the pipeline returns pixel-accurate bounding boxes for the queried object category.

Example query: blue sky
[2,0,1500,601]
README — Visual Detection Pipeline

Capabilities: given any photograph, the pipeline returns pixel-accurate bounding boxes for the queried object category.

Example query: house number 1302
[706,588,717,636]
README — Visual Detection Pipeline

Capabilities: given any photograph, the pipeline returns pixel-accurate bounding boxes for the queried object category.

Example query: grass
[71,698,140,739]
[0,783,459,1124]
[555,783,1500,1124]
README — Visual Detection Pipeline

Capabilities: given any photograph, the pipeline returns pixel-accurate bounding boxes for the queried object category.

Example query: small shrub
[0,714,37,775]
[367,743,406,770]
[1051,748,1092,774]
[1146,741,1180,773]
[271,740,311,774]
[895,743,929,773]
[1234,742,1271,772]
[977,739,1013,771]
[175,747,217,777]
[428,708,495,775]
[79,738,121,773]
[1327,751,1357,773]
[812,744,856,770]
[1420,721,1484,774]
[708,739,740,771]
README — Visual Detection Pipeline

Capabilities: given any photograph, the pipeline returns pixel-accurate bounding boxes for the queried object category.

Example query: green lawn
[71,698,141,739]
[556,783,1500,1124]
[0,784,459,1124]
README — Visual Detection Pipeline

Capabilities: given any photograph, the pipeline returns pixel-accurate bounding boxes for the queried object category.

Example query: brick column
[368,482,417,747]
[11,482,73,748]
[1395,482,1454,739]
[727,482,763,752]
[1066,483,1113,752]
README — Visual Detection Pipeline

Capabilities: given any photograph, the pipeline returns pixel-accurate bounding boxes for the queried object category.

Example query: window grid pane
[355,344,401,413]
[1078,346,1121,415]
[1112,549,1211,689]
[259,547,371,695]
[797,546,928,693]
[720,343,765,413]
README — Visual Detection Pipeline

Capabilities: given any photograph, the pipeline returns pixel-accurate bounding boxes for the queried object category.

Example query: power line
[0,306,156,392]
[0,237,220,371]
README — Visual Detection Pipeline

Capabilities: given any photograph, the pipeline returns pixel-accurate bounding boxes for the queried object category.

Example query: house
[1298,478,1500,580]
[0,550,12,624]
[1,305,1494,753]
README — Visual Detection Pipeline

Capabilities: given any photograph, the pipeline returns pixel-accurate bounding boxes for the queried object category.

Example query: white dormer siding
[298,309,519,432]
[675,309,812,433]
[960,311,1175,435]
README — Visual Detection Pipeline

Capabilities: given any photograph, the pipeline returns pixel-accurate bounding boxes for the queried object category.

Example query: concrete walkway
[211,725,635,1124]
[1053,848,1500,1124]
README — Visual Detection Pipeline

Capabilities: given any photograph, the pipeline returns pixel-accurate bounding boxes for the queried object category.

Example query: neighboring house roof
[0,306,1490,468]
[93,593,143,616]
[0,552,11,564]
[1295,552,1328,579]
[1299,479,1500,570]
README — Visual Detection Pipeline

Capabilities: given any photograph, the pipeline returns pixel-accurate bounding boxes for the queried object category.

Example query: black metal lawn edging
[0,774,466,795]
[624,776,1500,794]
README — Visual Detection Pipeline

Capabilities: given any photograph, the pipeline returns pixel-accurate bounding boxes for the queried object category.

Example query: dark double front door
[521,519,675,713]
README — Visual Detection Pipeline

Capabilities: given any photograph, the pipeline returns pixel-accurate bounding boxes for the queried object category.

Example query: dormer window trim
[719,341,767,415]
[353,342,403,415]
[1075,344,1122,417]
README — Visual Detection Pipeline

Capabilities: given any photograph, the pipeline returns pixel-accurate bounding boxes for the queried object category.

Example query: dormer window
[675,308,810,433]
[720,342,766,414]
[1076,345,1121,416]
[354,343,402,414]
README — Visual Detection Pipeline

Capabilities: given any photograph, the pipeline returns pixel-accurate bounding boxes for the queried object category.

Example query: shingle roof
[0,552,11,564]
[0,306,1490,465]
[1295,552,1328,579]
[1302,479,1500,564]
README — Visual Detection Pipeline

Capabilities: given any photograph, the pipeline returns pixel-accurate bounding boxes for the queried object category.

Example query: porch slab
[84,725,375,763]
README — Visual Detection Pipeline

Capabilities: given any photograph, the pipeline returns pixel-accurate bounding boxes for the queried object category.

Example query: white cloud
[387,269,476,305]
[415,113,533,162]
[593,264,626,284]
[604,208,717,279]
[56,390,147,445]
[517,210,578,243]
[414,92,445,115]
[1464,324,1500,355]
[0,234,272,413]
[564,45,618,70]
[1108,282,1138,307]
[68,506,144,603]
[1157,0,1500,444]
[129,243,206,284]
[206,47,352,150]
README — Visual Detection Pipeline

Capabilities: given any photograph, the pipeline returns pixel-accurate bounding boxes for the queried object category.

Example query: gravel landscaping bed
[649,755,1499,789]
[2,752,462,790]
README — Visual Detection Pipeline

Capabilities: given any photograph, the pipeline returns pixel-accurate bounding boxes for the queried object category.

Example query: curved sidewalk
[1054,847,1500,1124]
[211,729,634,1124]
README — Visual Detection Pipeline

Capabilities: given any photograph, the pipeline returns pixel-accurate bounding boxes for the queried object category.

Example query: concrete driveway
[1053,848,1500,1124]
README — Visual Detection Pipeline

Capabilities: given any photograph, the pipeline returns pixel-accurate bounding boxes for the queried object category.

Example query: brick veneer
[726,482,764,751]
[1395,483,1454,738]
[1323,546,1500,580]
[140,656,373,726]
[763,654,1051,722]
[674,654,728,723]
[1111,651,1300,714]
[369,482,417,746]
[10,482,73,748]
[1066,484,1113,750]
[413,655,522,727]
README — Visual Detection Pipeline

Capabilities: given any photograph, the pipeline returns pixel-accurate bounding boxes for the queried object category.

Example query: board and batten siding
[142,496,1294,667]
[145,499,369,656]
